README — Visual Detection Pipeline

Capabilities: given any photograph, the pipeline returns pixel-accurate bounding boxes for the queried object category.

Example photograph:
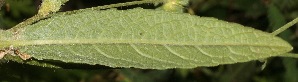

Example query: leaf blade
[1,8,293,69]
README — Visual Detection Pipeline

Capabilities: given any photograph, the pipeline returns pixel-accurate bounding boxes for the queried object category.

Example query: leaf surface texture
[1,8,292,69]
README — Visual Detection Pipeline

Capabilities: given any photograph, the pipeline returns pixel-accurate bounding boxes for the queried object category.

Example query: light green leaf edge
[0,8,293,69]
[2,55,61,68]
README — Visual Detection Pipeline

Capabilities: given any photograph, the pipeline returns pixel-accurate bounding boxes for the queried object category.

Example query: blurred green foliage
[0,0,298,82]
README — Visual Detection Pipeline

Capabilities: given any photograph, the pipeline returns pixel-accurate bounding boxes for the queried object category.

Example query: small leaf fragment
[38,0,69,16]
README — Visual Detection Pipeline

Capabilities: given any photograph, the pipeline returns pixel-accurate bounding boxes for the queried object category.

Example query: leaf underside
[0,8,292,69]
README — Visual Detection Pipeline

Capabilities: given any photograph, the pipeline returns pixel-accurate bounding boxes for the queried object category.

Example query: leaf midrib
[9,39,289,48]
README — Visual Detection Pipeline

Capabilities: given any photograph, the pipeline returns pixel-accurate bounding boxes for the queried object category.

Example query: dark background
[0,0,298,82]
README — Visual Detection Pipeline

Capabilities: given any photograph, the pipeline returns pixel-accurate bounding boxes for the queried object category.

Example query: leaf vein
[163,44,193,61]
[129,43,178,65]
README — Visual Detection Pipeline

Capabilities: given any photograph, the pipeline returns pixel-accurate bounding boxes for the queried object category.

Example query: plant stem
[278,53,298,58]
[96,0,164,9]
[271,17,298,35]
[0,0,4,10]
[66,0,165,14]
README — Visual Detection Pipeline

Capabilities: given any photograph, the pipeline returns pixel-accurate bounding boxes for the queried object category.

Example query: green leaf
[0,8,293,69]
